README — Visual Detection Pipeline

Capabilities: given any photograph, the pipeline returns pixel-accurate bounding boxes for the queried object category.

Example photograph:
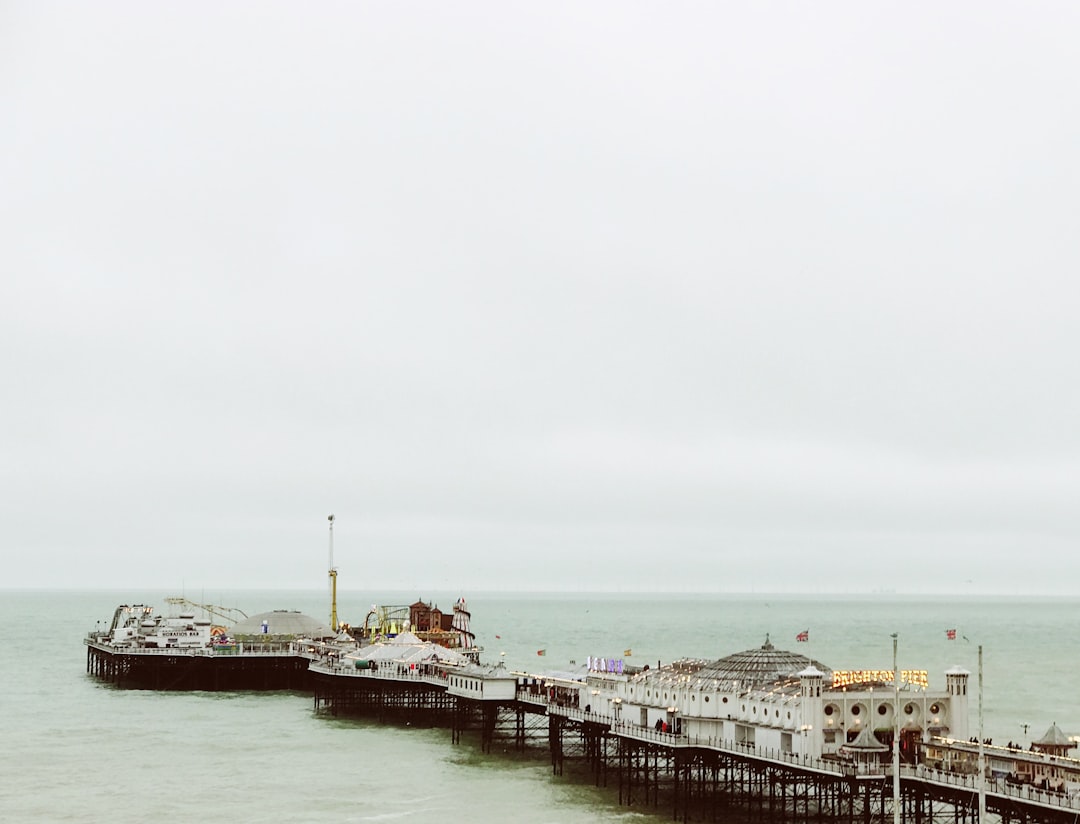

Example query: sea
[2,590,1077,823]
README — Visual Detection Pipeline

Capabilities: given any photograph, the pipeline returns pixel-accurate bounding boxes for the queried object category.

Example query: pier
[85,637,311,690]
[307,654,1080,824]
[83,602,337,691]
[84,602,1080,823]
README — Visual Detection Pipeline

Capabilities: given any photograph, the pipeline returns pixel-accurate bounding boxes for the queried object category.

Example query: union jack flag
[946,628,957,640]
[796,630,809,642]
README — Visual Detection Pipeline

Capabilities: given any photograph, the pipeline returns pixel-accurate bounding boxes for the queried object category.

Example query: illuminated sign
[832,669,928,688]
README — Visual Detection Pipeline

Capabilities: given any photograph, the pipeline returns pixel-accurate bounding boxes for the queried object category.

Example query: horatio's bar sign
[832,669,929,688]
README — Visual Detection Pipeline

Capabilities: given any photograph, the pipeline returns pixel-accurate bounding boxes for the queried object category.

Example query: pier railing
[915,767,1080,811]
[84,637,297,657]
[308,659,450,689]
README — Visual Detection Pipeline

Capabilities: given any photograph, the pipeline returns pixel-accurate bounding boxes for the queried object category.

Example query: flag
[946,629,957,640]
[495,635,501,639]
[537,649,546,656]
[796,630,809,642]
[624,648,632,657]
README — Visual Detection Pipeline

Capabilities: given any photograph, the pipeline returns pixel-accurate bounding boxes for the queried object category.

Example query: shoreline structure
[86,597,1079,823]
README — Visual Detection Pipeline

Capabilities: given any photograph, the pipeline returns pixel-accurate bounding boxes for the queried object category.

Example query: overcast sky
[3,2,1078,595]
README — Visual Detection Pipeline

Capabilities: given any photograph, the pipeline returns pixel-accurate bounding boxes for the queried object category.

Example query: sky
[2,2,1079,595]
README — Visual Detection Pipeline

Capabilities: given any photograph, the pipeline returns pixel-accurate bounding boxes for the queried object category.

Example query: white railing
[915,768,1080,811]
[84,638,296,657]
[549,705,616,726]
[614,721,689,747]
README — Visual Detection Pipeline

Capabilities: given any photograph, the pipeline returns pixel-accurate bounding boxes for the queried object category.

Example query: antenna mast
[328,514,338,632]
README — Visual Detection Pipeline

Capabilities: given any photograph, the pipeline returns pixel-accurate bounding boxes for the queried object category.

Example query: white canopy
[345,637,472,667]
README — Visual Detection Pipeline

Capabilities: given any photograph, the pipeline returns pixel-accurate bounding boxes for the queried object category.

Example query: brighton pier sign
[832,669,929,689]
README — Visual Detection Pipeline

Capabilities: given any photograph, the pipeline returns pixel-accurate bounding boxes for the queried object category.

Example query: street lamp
[978,645,985,824]
[892,633,900,824]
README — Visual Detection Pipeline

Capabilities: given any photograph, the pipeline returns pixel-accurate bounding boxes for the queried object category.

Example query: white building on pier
[574,635,969,762]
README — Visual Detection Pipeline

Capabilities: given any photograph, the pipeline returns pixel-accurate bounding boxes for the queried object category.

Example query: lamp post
[892,633,900,824]
[978,644,985,824]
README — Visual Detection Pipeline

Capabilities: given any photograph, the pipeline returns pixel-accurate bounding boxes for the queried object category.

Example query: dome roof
[231,610,335,639]
[634,635,831,693]
[697,635,831,690]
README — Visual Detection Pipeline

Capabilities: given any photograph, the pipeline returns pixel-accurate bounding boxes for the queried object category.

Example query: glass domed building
[230,609,335,641]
